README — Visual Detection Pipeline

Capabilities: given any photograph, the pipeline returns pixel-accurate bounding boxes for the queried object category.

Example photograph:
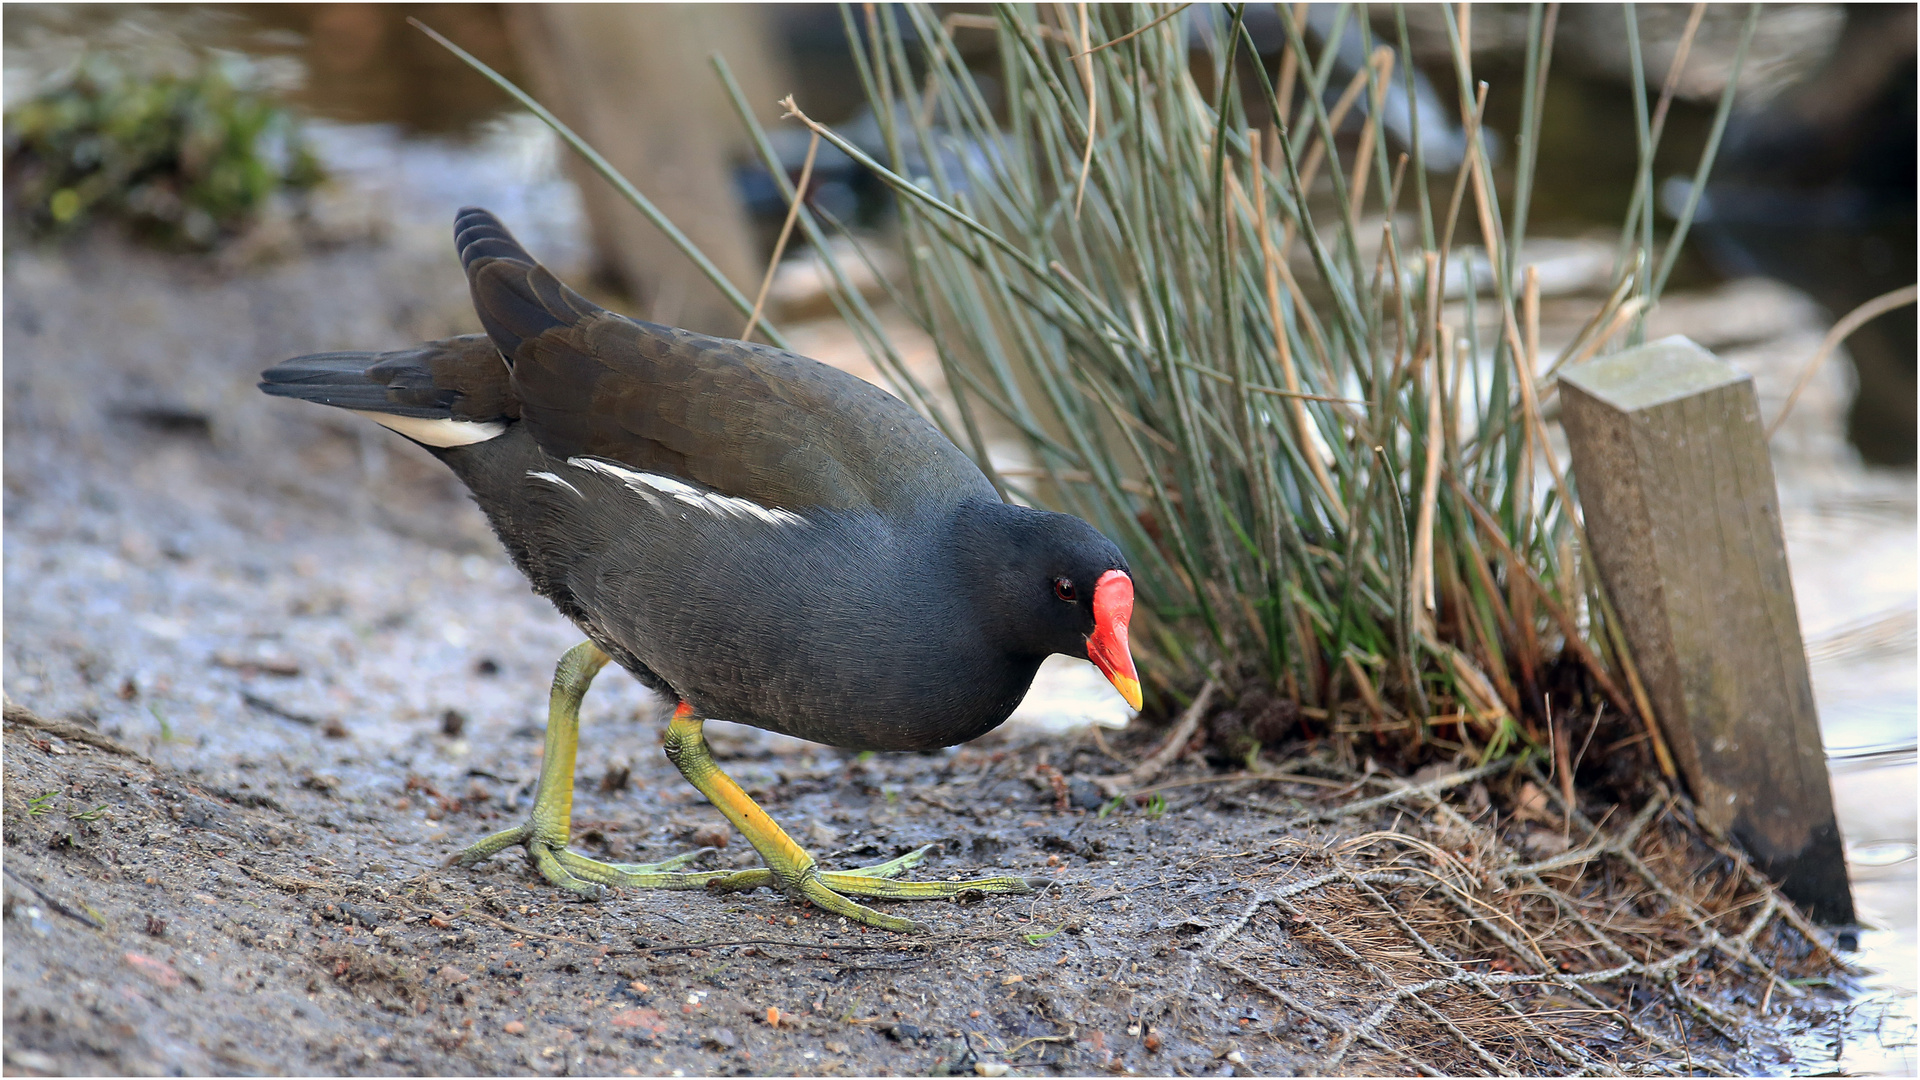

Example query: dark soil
[3,229,1853,1077]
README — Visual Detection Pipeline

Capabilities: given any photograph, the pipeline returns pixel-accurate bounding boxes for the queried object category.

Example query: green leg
[449,642,741,897]
[663,705,1039,933]
[451,642,1041,931]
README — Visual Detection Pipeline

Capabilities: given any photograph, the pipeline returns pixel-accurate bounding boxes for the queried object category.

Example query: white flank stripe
[566,458,665,511]
[527,471,583,497]
[566,457,805,527]
[351,410,506,447]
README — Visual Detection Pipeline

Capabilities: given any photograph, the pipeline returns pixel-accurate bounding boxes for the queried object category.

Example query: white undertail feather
[566,457,806,527]
[350,410,507,447]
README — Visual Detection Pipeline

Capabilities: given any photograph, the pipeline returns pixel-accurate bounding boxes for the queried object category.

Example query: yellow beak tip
[1113,676,1143,711]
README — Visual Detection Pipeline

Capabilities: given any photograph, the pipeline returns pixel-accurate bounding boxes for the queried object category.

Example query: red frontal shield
[1087,570,1141,710]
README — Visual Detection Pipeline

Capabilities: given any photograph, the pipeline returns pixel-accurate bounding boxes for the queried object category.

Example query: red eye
[1053,577,1077,602]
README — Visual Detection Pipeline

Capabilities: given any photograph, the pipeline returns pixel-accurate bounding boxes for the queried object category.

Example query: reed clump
[430,4,1757,773]
[717,4,1752,772]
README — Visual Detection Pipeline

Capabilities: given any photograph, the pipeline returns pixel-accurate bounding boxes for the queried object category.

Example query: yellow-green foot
[449,826,735,900]
[705,843,1043,933]
[446,640,1043,932]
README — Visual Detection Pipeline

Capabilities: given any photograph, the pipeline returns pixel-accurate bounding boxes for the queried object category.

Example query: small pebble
[503,1020,526,1036]
[10,1050,58,1072]
[124,952,181,988]
[975,1063,1009,1077]
[436,965,468,984]
[1225,1050,1245,1065]
[692,823,730,849]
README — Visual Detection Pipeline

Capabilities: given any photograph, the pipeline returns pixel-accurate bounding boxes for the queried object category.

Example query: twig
[1767,284,1918,438]
[1647,4,1708,148]
[1125,769,1353,799]
[239,865,330,893]
[1233,150,1348,525]
[1279,61,1377,260]
[1071,1,1097,218]
[1410,307,1445,625]
[742,123,820,344]
[1095,679,1219,796]
[943,12,1075,46]
[1068,3,1193,59]
[1242,384,1368,405]
[1556,295,1649,374]
[1445,475,1645,743]
[1344,48,1394,229]
[240,691,321,727]
[3,863,105,930]
[4,700,147,760]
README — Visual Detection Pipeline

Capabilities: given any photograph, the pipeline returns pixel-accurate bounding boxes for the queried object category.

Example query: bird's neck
[941,498,1054,661]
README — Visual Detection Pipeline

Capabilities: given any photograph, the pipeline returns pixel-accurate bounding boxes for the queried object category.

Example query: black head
[948,501,1141,707]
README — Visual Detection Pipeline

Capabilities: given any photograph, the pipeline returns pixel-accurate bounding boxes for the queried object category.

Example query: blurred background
[5,4,1913,460]
[3,5,1913,1071]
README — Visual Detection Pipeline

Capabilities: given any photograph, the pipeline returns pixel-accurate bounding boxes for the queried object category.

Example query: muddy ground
[1,225,1859,1077]
[0,224,1359,1079]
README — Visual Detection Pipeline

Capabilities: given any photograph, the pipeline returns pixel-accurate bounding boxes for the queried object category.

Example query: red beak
[1087,570,1142,710]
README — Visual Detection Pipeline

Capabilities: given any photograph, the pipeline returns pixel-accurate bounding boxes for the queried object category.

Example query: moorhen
[259,208,1142,932]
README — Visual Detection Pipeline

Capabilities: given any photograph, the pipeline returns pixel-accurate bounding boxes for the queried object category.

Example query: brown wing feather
[454,207,990,515]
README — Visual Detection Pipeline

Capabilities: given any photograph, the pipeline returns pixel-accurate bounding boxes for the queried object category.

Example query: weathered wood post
[1560,336,1855,924]
[504,4,790,337]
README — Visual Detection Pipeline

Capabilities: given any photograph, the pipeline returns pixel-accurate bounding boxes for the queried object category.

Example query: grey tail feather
[454,206,533,274]
[258,352,449,420]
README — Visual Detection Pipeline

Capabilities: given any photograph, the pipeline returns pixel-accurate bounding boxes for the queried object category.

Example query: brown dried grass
[1194,756,1856,1074]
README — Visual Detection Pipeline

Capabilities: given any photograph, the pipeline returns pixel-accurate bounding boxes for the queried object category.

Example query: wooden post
[505,4,790,336]
[1560,336,1855,925]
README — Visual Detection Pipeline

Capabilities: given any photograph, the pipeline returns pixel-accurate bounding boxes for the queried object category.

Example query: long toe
[551,848,746,891]
[814,869,1036,902]
[527,842,610,901]
[449,823,533,868]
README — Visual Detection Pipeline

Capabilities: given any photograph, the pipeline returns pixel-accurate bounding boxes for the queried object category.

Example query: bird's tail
[259,335,516,448]
[454,205,604,360]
